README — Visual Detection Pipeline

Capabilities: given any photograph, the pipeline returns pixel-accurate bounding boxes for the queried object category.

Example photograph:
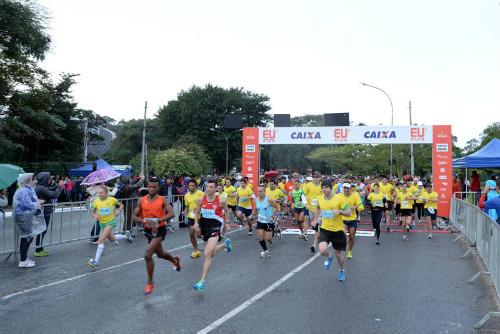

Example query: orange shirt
[140,195,166,227]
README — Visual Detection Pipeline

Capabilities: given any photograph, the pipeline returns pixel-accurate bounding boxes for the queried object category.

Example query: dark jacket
[160,183,178,201]
[35,172,62,214]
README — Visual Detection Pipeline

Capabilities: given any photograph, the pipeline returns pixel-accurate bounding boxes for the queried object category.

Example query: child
[87,186,132,270]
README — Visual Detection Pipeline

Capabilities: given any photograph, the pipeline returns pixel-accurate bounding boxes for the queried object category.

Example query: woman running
[367,184,386,245]
[255,185,278,258]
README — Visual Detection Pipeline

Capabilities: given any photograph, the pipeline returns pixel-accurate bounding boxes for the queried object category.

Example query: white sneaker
[265,250,270,258]
[18,260,36,268]
[27,258,36,266]
[428,234,432,239]
[114,240,119,246]
[402,235,408,241]
[248,230,253,235]
[260,251,266,258]
[125,231,133,243]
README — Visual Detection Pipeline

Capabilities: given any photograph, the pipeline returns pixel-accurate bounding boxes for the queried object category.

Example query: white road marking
[1,229,241,301]
[197,252,321,334]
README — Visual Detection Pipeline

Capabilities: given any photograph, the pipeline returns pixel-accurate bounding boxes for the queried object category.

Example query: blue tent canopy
[69,159,130,177]
[453,138,500,169]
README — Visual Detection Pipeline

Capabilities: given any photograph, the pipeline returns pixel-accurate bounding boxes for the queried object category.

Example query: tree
[151,146,211,177]
[479,122,500,148]
[463,138,480,154]
[157,84,271,173]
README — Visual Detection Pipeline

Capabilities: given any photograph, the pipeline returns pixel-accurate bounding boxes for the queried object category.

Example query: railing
[452,191,481,205]
[1,195,187,259]
[449,197,500,329]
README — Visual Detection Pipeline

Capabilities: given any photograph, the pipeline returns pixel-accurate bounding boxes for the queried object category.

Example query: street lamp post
[361,82,394,177]
[209,128,243,176]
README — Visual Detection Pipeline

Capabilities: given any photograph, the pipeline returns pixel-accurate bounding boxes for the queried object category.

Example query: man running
[379,177,394,232]
[256,185,278,258]
[367,183,386,245]
[192,179,232,292]
[338,184,364,259]
[422,183,438,239]
[235,178,256,235]
[184,180,204,258]
[224,179,238,223]
[291,179,309,240]
[395,183,416,241]
[132,178,181,296]
[306,172,323,253]
[312,180,352,281]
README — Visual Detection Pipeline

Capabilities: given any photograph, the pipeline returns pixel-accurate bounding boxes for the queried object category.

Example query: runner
[256,185,278,258]
[291,179,309,241]
[266,179,285,223]
[312,180,352,281]
[192,179,232,292]
[367,183,386,245]
[87,186,132,270]
[132,178,181,296]
[422,183,438,239]
[223,179,238,223]
[395,183,416,241]
[235,178,256,235]
[184,180,204,258]
[379,177,394,232]
[307,172,323,253]
[338,184,364,259]
[414,181,425,224]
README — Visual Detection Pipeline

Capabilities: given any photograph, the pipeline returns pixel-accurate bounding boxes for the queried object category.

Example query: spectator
[13,173,42,268]
[0,188,8,229]
[116,173,145,233]
[470,171,481,194]
[34,172,63,257]
[479,179,500,223]
[453,175,462,199]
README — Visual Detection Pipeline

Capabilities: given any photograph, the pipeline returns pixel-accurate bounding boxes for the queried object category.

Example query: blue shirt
[256,197,274,224]
[484,196,500,224]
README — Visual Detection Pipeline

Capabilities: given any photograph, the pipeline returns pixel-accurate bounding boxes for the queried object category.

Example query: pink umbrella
[81,168,121,186]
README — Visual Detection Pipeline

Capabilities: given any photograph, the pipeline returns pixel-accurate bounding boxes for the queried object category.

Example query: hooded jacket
[35,172,62,214]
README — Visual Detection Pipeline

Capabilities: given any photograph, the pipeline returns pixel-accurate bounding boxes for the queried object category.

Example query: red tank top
[140,195,166,227]
[200,195,224,223]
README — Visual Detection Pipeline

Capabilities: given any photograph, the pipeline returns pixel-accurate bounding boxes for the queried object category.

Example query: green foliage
[152,146,211,177]
[479,122,500,148]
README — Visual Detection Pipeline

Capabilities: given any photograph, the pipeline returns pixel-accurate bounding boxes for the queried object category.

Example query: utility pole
[409,101,415,177]
[83,118,88,163]
[140,101,147,175]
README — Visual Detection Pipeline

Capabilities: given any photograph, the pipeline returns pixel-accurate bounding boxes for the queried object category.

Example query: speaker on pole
[324,113,350,126]
[224,114,242,129]
[274,114,291,127]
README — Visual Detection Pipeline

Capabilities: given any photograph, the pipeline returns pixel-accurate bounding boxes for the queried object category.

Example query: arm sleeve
[478,194,487,209]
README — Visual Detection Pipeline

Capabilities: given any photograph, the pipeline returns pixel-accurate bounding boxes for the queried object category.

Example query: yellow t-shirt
[414,187,425,204]
[397,191,414,209]
[266,187,284,210]
[337,193,363,221]
[237,186,254,209]
[223,185,237,206]
[184,190,204,219]
[278,182,286,193]
[367,192,385,208]
[379,183,394,201]
[93,197,119,224]
[408,184,418,195]
[423,191,438,209]
[306,183,323,208]
[317,194,344,232]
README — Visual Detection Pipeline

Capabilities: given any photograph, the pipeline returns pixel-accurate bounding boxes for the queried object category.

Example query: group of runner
[86,172,440,295]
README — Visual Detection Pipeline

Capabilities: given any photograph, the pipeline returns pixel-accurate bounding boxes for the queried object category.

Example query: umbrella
[264,171,279,179]
[81,168,121,186]
[0,164,25,189]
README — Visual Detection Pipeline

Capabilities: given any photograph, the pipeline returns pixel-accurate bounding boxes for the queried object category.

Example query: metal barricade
[453,191,481,205]
[0,194,187,259]
[449,197,500,329]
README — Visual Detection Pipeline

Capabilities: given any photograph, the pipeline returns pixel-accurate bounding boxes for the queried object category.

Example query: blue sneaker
[193,280,206,292]
[224,238,232,253]
[324,256,333,270]
[338,270,346,282]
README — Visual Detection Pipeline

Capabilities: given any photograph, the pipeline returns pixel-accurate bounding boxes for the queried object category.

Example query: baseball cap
[486,180,496,188]
[343,183,352,189]
[306,176,313,181]
[417,181,423,186]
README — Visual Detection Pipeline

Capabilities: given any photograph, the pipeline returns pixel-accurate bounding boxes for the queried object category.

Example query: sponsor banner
[241,128,260,187]
[259,126,433,145]
[432,125,453,218]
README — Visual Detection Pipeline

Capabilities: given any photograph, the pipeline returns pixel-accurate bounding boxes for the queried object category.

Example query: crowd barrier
[1,195,186,260]
[449,196,500,329]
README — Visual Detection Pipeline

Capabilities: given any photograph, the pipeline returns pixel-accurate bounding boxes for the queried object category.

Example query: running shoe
[144,283,154,295]
[310,245,316,254]
[191,250,202,258]
[324,256,333,270]
[428,234,432,239]
[173,256,182,272]
[303,233,309,241]
[193,280,206,292]
[338,270,346,282]
[18,260,36,268]
[247,230,253,236]
[260,251,266,258]
[267,239,273,246]
[125,231,133,243]
[114,240,120,246]
[402,235,408,241]
[265,250,270,258]
[87,258,98,270]
[224,238,232,252]
[35,250,49,257]
[376,240,380,245]
[347,251,353,259]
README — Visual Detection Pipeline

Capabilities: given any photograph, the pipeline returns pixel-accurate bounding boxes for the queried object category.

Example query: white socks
[95,244,105,264]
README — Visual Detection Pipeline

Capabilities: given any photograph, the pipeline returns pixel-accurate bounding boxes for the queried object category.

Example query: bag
[31,213,47,236]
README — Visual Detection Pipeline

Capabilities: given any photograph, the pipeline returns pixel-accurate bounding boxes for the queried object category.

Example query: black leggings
[20,237,33,261]
[415,203,424,220]
[371,209,383,240]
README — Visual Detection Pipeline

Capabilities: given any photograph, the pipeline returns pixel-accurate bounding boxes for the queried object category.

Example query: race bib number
[258,214,267,222]
[201,208,216,219]
[321,210,334,219]
[374,200,383,207]
[240,197,248,202]
[99,208,111,216]
[402,201,409,207]
[311,199,318,206]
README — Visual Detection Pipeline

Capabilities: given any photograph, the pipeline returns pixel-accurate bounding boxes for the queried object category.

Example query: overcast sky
[39,0,499,146]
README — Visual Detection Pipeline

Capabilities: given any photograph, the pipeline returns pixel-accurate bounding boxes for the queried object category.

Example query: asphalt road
[0,219,498,334]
